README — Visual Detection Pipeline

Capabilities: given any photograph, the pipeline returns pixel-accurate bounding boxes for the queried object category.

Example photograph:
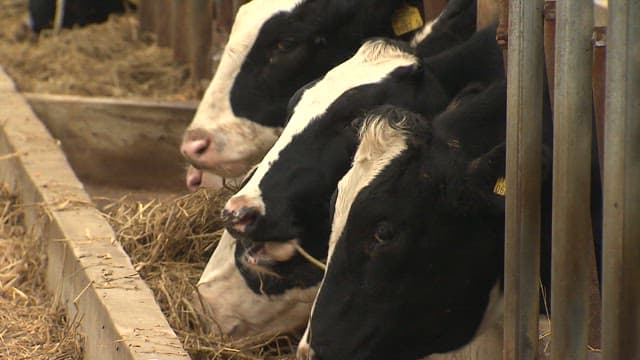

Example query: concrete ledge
[0,67,190,360]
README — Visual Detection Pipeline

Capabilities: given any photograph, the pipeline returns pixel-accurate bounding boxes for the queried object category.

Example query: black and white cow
[195,21,493,338]
[298,57,604,360]
[180,0,426,182]
[297,81,536,360]
[221,23,503,280]
[27,0,130,33]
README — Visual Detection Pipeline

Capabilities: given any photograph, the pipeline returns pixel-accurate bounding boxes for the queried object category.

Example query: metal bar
[543,0,555,108]
[503,0,544,358]
[550,0,594,358]
[602,0,640,358]
[592,26,606,179]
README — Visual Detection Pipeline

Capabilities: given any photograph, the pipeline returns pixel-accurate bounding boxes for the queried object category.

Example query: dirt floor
[0,183,83,359]
[0,0,205,101]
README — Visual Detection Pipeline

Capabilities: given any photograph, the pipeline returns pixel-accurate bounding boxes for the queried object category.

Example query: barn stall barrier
[0,67,191,360]
[137,0,452,86]
[601,0,640,358]
[503,0,545,359]
[505,0,640,359]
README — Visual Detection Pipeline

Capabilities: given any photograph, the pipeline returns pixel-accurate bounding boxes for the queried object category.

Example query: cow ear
[465,142,507,212]
[466,142,553,211]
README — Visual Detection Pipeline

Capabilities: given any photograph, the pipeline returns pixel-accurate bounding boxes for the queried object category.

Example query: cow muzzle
[222,194,265,235]
[181,128,251,178]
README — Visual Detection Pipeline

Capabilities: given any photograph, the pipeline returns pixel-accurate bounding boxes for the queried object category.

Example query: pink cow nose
[221,195,262,235]
[181,128,213,163]
[186,166,203,192]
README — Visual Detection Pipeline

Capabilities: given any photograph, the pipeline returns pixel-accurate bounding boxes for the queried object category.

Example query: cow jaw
[242,239,300,268]
[195,232,317,337]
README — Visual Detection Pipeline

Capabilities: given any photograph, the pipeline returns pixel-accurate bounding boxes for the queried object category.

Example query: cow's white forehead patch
[328,114,412,256]
[186,0,305,170]
[299,115,411,354]
[234,40,418,200]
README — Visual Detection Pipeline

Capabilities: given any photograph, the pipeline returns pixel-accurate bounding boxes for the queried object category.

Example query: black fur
[229,0,410,128]
[308,81,545,360]
[232,26,504,296]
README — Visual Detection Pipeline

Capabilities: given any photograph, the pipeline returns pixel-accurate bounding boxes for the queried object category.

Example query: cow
[27,0,131,33]
[195,16,491,339]
[298,49,603,360]
[296,81,536,360]
[180,0,428,181]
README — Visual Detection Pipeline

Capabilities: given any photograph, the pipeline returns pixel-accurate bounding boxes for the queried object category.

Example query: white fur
[410,14,441,47]
[196,231,318,337]
[187,0,304,173]
[203,41,418,340]
[297,118,411,359]
[229,40,418,215]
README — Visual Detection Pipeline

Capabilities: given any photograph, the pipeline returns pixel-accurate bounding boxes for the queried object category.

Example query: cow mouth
[211,159,253,177]
[243,239,299,267]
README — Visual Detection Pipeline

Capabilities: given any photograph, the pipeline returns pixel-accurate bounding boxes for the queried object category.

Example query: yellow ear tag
[493,177,506,196]
[392,4,424,36]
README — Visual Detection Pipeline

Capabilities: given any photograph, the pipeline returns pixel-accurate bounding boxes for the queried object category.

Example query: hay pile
[103,189,297,359]
[0,183,83,359]
[0,0,205,100]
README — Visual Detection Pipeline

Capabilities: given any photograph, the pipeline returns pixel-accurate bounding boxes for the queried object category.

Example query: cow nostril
[223,206,260,234]
[181,132,212,160]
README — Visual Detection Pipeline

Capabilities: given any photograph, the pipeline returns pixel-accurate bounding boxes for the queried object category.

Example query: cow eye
[275,39,296,53]
[373,221,394,245]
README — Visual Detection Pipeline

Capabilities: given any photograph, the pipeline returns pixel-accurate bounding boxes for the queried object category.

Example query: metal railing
[504,0,640,359]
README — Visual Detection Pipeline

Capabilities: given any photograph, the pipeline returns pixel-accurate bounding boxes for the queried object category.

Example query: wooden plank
[214,0,234,33]
[0,67,190,360]
[189,0,214,82]
[138,0,156,33]
[155,0,172,46]
[24,93,197,191]
[172,0,190,63]
[423,0,448,21]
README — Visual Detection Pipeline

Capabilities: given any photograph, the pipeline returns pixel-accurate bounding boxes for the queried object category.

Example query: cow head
[195,38,441,337]
[181,0,406,178]
[300,82,515,360]
[219,37,449,290]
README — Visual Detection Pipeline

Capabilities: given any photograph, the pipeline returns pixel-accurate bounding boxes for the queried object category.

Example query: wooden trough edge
[0,67,190,360]
[23,92,198,191]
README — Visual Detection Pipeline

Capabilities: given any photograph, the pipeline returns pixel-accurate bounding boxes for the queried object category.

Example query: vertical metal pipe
[602,0,640,358]
[543,0,556,108]
[592,27,606,176]
[550,0,594,358]
[503,0,544,359]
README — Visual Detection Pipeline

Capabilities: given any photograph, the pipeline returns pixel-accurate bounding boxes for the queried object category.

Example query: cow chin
[195,232,318,338]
